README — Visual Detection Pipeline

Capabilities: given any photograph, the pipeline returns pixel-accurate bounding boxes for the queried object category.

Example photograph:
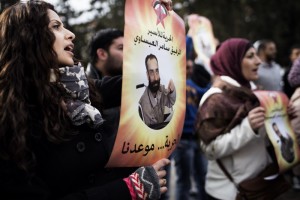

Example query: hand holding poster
[254,90,300,172]
[106,0,186,167]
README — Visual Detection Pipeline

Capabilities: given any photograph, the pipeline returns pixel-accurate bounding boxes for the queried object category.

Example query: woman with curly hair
[0,1,171,199]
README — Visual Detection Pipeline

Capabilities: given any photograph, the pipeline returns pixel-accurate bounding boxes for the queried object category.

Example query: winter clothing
[196,76,272,200]
[55,64,103,128]
[288,57,300,88]
[86,63,102,80]
[0,77,136,200]
[255,61,283,91]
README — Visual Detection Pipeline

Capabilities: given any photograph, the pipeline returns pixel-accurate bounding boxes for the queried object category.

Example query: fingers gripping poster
[254,91,300,172]
[106,0,186,167]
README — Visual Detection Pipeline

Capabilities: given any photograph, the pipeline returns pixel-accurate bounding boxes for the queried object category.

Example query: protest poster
[187,14,216,75]
[254,90,300,172]
[106,0,186,167]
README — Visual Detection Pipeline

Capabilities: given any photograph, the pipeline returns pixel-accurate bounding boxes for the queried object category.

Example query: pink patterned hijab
[210,38,252,88]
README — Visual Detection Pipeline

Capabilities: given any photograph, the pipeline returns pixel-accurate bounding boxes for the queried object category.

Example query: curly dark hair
[0,1,85,171]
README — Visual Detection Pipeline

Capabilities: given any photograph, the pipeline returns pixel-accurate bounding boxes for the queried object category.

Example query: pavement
[166,160,300,200]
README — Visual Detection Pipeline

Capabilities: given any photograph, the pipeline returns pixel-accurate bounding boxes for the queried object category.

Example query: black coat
[0,76,136,200]
[85,63,102,80]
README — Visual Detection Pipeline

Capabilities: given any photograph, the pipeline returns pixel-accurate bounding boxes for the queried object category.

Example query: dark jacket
[86,63,102,80]
[0,76,135,200]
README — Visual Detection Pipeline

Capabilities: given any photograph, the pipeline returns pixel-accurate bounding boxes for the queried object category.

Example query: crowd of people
[1,0,300,200]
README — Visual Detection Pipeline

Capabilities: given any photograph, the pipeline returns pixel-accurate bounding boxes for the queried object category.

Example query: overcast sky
[45,0,90,11]
[45,0,107,24]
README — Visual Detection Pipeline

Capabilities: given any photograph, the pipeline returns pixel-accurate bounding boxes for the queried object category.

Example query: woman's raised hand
[248,106,265,132]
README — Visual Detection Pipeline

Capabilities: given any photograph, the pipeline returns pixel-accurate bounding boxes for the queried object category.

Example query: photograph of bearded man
[272,122,295,163]
[139,54,176,128]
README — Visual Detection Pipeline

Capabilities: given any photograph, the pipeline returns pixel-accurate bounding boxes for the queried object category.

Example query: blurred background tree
[1,0,300,67]
[180,0,300,67]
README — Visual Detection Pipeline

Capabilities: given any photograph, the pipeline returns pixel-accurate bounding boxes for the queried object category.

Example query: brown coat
[195,79,260,144]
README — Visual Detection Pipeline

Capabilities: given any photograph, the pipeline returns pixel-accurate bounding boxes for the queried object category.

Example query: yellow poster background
[106,0,186,167]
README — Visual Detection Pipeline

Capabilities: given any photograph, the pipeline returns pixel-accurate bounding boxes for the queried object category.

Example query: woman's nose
[65,29,75,40]
[256,55,262,65]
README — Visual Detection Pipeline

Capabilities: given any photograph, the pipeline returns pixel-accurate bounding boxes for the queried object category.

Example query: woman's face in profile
[241,47,261,81]
[48,9,75,66]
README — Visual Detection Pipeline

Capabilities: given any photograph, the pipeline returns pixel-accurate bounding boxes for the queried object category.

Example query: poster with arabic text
[106,0,186,167]
[254,90,300,172]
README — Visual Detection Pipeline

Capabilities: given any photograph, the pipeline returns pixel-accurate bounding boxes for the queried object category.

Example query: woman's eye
[52,24,60,29]
[246,54,254,59]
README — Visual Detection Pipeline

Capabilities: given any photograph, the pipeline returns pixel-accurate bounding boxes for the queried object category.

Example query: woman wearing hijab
[195,38,289,200]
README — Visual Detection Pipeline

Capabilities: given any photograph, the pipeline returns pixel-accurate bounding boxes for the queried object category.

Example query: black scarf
[51,64,104,128]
